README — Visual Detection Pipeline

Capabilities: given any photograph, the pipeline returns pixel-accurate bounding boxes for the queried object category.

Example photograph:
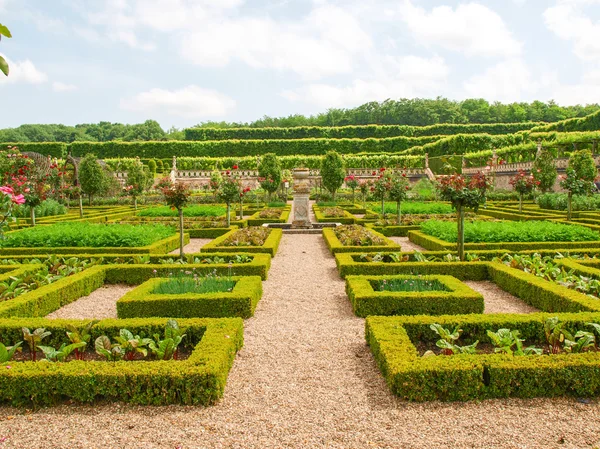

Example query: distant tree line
[0,120,184,143]
[197,98,600,128]
[2,98,599,143]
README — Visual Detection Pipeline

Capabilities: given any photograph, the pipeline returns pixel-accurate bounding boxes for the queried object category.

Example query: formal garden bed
[201,227,283,257]
[322,225,399,254]
[247,206,291,226]
[313,204,356,224]
[345,274,483,317]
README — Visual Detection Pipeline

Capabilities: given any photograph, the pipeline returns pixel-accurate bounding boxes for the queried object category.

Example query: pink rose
[11,194,25,205]
[0,186,13,195]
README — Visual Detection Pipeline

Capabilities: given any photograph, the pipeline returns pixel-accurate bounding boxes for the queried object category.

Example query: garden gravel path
[3,235,600,448]
[464,280,540,314]
[390,236,427,252]
[45,285,133,320]
[169,238,212,255]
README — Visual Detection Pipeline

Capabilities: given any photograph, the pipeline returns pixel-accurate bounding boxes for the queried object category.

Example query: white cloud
[0,55,47,85]
[282,55,449,108]
[544,1,600,62]
[394,1,522,58]
[462,59,546,101]
[52,82,78,92]
[120,85,236,119]
[179,5,371,79]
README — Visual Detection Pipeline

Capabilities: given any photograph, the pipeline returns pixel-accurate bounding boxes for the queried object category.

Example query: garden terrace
[366,312,600,401]
[0,317,243,406]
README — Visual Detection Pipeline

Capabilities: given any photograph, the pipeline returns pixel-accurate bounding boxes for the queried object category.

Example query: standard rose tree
[160,181,191,261]
[510,169,539,213]
[437,172,491,261]
[388,171,410,224]
[560,150,598,220]
[218,169,241,227]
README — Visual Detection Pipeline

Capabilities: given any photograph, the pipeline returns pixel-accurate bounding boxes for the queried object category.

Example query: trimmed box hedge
[408,230,600,252]
[247,208,291,226]
[313,205,356,224]
[0,233,189,256]
[366,313,600,401]
[322,228,399,254]
[366,223,420,237]
[346,274,483,317]
[0,317,243,406]
[201,228,283,257]
[117,276,263,319]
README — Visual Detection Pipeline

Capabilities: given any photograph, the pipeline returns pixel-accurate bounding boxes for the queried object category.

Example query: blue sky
[0,0,599,129]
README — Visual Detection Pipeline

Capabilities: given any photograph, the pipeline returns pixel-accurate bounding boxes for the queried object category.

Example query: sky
[0,0,599,129]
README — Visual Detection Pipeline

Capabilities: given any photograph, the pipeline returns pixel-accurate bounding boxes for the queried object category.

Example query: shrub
[321,151,346,200]
[137,205,227,217]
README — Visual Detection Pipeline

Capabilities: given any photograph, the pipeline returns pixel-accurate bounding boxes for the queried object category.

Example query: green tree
[320,151,345,201]
[560,150,598,220]
[258,153,282,201]
[389,171,410,223]
[218,172,241,226]
[125,158,148,209]
[0,23,11,76]
[160,181,190,261]
[532,148,558,193]
[79,154,108,205]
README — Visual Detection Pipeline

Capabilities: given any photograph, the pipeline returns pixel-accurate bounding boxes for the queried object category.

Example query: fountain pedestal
[292,168,311,228]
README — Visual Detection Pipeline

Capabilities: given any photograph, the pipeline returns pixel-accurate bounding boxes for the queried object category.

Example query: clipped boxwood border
[247,207,291,226]
[366,222,420,237]
[346,274,483,317]
[312,205,356,224]
[408,230,600,252]
[0,233,190,256]
[201,228,283,257]
[0,317,243,406]
[117,276,263,319]
[366,312,600,401]
[322,227,399,254]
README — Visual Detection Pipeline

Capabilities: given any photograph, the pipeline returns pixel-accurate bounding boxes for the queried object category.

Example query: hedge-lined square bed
[247,207,291,226]
[323,225,399,254]
[0,317,243,406]
[313,205,356,224]
[366,312,600,401]
[346,274,484,317]
[201,227,283,257]
[117,276,263,318]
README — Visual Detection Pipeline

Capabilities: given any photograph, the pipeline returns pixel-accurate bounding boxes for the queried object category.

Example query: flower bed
[366,312,600,401]
[313,205,356,224]
[137,205,228,217]
[117,275,263,319]
[346,274,483,317]
[322,225,399,254]
[201,227,283,257]
[0,317,243,406]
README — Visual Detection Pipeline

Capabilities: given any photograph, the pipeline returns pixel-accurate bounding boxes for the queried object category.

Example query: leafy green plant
[0,341,21,363]
[373,277,448,292]
[486,328,542,356]
[564,331,596,353]
[66,320,99,361]
[22,327,51,361]
[258,153,282,201]
[137,205,227,217]
[334,225,386,246]
[544,317,573,354]
[149,320,186,360]
[152,270,235,294]
[94,335,125,361]
[38,342,87,362]
[221,227,271,247]
[113,329,153,361]
[430,323,479,356]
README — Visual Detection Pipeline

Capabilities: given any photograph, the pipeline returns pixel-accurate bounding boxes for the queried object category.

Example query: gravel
[45,285,133,320]
[390,236,427,252]
[2,234,599,448]
[169,238,212,255]
[464,280,540,314]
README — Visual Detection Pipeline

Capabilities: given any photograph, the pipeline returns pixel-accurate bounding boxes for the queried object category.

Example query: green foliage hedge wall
[185,123,540,141]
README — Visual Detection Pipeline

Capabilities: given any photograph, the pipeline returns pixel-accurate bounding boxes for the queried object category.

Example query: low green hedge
[408,230,600,252]
[366,313,600,401]
[322,228,399,254]
[0,317,243,406]
[0,234,189,256]
[201,228,283,257]
[117,276,263,319]
[346,274,483,317]
[312,205,356,224]
[187,227,236,239]
[247,208,291,226]
[366,223,420,237]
